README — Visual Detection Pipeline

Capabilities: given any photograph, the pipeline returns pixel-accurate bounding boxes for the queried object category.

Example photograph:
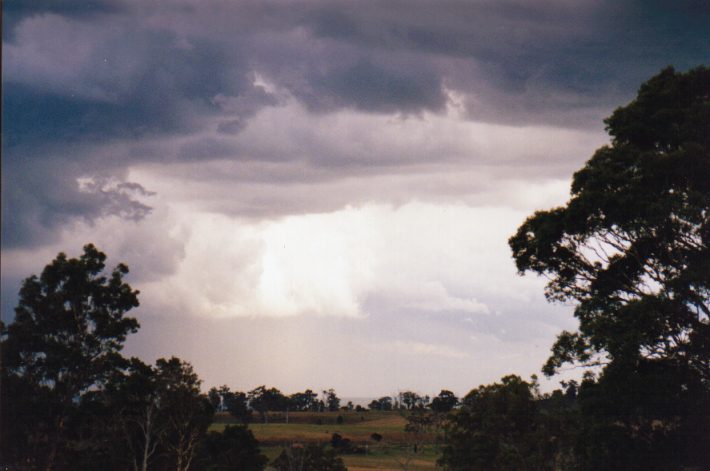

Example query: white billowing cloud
[375,340,471,359]
[257,209,376,317]
[129,196,556,320]
[394,281,489,314]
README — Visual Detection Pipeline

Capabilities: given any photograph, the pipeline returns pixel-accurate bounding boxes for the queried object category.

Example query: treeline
[207,386,342,423]
[368,389,458,413]
[206,385,461,423]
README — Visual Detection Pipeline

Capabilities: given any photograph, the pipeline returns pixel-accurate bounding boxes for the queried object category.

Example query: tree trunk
[141,406,153,471]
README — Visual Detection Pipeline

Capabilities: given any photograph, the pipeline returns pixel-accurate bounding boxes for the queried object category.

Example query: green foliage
[153,357,215,471]
[430,389,458,413]
[396,390,430,410]
[289,389,319,411]
[571,361,710,471]
[510,66,710,470]
[368,396,393,411]
[323,388,341,412]
[3,244,140,393]
[249,386,289,422]
[439,375,555,471]
[210,385,251,422]
[196,425,268,470]
[509,66,710,375]
[1,244,140,470]
[0,245,223,471]
[100,357,216,471]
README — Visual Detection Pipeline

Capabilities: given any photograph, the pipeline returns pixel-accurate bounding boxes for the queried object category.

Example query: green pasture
[211,411,440,469]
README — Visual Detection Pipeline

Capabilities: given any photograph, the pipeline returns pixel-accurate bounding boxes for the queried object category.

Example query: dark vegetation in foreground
[2,66,709,470]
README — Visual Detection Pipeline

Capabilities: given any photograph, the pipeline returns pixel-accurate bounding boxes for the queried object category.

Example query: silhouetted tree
[225,391,250,423]
[208,387,223,411]
[195,425,267,471]
[152,358,214,471]
[439,375,553,470]
[368,396,393,411]
[323,388,340,412]
[510,66,710,470]
[248,386,288,423]
[1,244,140,470]
[430,390,458,413]
[103,358,165,471]
[289,389,319,411]
[399,391,422,410]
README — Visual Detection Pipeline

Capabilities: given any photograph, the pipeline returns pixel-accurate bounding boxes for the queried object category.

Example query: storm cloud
[2,0,708,394]
[4,0,709,244]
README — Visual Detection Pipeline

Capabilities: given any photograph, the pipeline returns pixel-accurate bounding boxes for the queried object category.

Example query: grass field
[210,411,441,470]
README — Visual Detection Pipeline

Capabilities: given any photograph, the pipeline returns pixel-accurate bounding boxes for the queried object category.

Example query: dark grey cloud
[297,0,710,125]
[2,0,709,250]
[2,0,125,40]
[4,33,249,146]
[0,154,153,248]
[6,0,710,141]
[306,58,447,113]
[6,0,708,147]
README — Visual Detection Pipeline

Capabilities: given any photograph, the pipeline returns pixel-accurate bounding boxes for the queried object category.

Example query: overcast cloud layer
[3,0,709,396]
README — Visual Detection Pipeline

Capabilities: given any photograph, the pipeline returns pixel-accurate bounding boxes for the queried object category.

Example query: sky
[2,0,709,398]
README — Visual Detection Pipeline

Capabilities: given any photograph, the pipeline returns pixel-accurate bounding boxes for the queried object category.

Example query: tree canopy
[509,66,709,378]
[509,65,710,470]
[440,375,551,470]
[430,389,458,413]
[1,244,140,470]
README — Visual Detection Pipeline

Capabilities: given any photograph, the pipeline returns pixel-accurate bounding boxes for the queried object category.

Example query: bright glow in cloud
[124,195,559,323]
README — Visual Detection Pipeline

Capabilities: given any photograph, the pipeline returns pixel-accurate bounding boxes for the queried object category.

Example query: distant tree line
[207,385,342,423]
[367,389,458,413]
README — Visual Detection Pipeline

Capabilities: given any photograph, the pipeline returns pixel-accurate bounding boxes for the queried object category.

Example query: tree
[289,389,319,411]
[224,390,250,423]
[510,65,709,379]
[1,244,140,470]
[399,391,422,410]
[104,358,164,471]
[248,386,288,423]
[101,357,214,471]
[208,387,223,411]
[509,66,710,469]
[368,396,393,411]
[154,357,214,471]
[430,390,458,414]
[209,385,250,422]
[195,425,267,471]
[323,388,341,412]
[439,375,553,471]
